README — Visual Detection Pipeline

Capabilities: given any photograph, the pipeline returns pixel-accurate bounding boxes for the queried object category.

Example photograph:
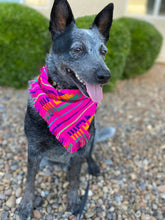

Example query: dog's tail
[95,126,116,143]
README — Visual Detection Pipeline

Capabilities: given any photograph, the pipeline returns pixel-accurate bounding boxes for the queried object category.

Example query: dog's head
[46,0,114,102]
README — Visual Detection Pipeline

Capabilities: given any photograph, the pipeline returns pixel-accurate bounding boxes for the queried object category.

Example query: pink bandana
[28,66,97,153]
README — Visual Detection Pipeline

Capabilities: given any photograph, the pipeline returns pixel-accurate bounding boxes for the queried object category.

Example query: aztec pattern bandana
[28,66,97,153]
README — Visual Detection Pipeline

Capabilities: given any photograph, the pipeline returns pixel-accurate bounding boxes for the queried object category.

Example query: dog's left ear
[49,0,75,39]
[92,3,114,43]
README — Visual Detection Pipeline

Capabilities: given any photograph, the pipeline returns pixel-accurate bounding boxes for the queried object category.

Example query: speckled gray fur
[17,0,113,219]
[46,26,110,93]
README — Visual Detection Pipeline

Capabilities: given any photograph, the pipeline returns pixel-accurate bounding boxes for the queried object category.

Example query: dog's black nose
[96,71,111,84]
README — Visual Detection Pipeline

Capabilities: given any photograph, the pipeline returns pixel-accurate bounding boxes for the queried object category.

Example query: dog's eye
[73,47,82,53]
[101,49,107,56]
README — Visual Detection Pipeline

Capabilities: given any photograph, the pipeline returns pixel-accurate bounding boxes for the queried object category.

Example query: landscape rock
[33,209,42,219]
[6,195,16,208]
[0,64,165,219]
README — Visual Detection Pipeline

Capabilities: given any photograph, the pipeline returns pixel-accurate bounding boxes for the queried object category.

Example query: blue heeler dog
[17,0,113,219]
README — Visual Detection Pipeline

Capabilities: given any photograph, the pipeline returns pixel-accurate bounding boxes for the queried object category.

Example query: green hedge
[0,3,162,91]
[0,3,51,88]
[104,20,131,91]
[76,16,131,92]
[119,18,163,78]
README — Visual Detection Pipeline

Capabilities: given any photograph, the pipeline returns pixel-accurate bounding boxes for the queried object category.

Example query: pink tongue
[85,82,103,103]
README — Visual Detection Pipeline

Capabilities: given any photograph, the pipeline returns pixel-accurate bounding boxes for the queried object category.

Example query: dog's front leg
[86,132,100,177]
[67,156,82,215]
[17,148,42,220]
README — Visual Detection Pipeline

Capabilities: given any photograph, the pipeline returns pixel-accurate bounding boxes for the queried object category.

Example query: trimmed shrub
[76,16,131,92]
[0,4,162,91]
[104,20,131,92]
[118,17,163,78]
[0,3,51,89]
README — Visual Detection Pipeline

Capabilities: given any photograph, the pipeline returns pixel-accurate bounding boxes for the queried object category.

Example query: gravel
[0,64,165,219]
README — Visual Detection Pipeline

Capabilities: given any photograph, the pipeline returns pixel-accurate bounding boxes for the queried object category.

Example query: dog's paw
[68,190,81,215]
[16,199,33,220]
[88,160,100,176]
[68,200,81,215]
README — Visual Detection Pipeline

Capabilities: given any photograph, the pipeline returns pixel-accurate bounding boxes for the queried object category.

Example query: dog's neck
[48,78,57,88]
[48,77,78,90]
[46,66,76,90]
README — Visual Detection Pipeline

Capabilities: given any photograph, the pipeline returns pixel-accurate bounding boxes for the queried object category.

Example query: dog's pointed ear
[92,3,114,43]
[49,0,75,39]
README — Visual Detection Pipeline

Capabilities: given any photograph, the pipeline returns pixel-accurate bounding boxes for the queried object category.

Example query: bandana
[28,66,97,153]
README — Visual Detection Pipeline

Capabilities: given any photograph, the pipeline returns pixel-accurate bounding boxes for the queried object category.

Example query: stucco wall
[35,0,128,19]
[151,18,164,63]
[67,0,128,19]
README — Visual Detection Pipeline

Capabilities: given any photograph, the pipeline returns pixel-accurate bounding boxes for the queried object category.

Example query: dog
[17,0,113,219]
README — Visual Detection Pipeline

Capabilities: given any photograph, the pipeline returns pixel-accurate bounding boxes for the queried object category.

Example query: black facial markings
[52,25,73,54]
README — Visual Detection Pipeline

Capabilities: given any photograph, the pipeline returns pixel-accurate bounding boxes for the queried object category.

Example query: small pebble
[15,188,22,197]
[6,196,16,208]
[109,206,115,212]
[5,189,12,196]
[152,203,158,210]
[0,194,5,200]
[46,215,53,220]
[34,196,43,208]
[85,211,95,218]
[33,210,42,219]
[88,189,93,196]
[135,210,141,218]
[1,212,9,220]
[158,185,165,192]
[16,197,22,205]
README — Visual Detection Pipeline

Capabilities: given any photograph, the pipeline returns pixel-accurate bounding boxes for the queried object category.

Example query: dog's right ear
[49,0,75,40]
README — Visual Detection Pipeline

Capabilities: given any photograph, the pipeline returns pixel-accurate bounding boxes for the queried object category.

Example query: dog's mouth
[66,68,103,103]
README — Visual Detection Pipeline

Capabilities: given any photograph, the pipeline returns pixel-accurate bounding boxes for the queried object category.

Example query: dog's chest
[44,149,73,164]
[42,128,94,164]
